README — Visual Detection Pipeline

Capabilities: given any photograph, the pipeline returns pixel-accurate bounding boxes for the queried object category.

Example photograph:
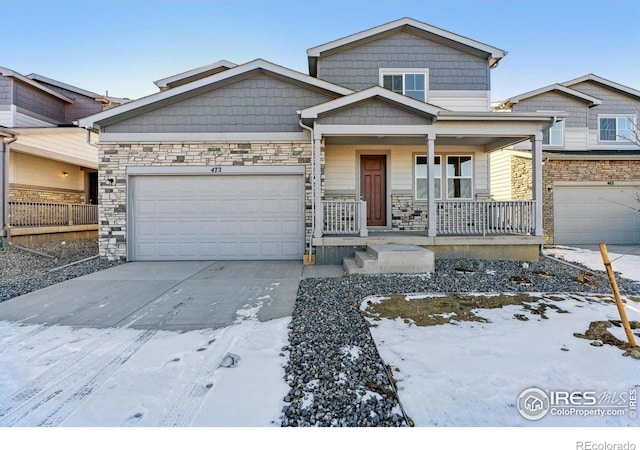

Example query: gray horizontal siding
[0,76,12,105]
[570,81,640,130]
[14,80,66,124]
[316,31,490,91]
[512,91,588,127]
[105,73,337,133]
[317,99,431,125]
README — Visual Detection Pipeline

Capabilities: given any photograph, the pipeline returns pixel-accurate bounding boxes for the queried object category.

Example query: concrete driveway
[0,261,336,331]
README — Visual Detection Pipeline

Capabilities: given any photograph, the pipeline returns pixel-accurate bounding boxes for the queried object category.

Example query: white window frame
[598,114,636,143]
[445,155,474,200]
[379,68,429,102]
[543,120,564,147]
[414,155,441,201]
[413,154,474,201]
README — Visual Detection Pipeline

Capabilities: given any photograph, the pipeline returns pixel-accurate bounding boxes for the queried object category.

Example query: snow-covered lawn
[0,303,290,427]
[363,247,640,427]
[545,246,640,283]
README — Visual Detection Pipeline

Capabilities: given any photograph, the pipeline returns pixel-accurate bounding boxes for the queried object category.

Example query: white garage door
[554,185,640,245]
[130,174,305,260]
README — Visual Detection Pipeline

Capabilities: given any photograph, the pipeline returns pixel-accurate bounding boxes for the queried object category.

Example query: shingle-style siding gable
[316,31,490,91]
[569,81,640,130]
[104,72,338,133]
[317,99,431,126]
[14,80,66,124]
[0,76,12,105]
[37,81,105,123]
[511,91,588,127]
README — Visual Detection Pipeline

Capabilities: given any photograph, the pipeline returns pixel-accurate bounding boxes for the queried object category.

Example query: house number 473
[210,167,222,174]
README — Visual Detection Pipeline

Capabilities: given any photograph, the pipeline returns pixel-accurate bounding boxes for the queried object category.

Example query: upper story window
[599,115,635,142]
[380,69,429,102]
[543,121,564,146]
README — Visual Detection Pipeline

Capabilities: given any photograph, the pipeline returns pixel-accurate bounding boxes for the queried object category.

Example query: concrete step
[343,257,379,275]
[343,244,435,274]
[354,250,377,269]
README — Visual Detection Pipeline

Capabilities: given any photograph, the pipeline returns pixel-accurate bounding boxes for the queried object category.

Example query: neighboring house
[0,67,125,244]
[78,17,562,263]
[495,74,640,245]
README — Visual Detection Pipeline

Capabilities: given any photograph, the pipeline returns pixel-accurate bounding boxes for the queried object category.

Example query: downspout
[298,118,314,261]
[0,131,18,246]
[86,129,99,149]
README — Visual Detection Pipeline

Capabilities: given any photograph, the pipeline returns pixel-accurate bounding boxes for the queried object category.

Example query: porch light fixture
[106,178,115,185]
[62,171,69,177]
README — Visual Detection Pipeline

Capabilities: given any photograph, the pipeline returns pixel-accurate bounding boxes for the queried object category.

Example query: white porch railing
[437,200,535,235]
[8,202,98,227]
[322,200,368,236]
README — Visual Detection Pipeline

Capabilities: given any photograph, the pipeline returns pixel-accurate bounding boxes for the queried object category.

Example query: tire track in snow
[0,329,157,427]
[1,288,199,426]
[157,303,262,427]
[157,326,238,427]
[0,328,117,418]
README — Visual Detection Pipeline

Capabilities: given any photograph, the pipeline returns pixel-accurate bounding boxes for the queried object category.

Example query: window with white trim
[446,156,473,199]
[415,155,441,200]
[599,115,635,142]
[380,69,428,102]
[543,121,564,146]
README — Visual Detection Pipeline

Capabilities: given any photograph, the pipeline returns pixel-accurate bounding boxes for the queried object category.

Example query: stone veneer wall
[543,159,640,243]
[10,185,85,203]
[391,194,427,231]
[511,156,532,200]
[99,142,312,260]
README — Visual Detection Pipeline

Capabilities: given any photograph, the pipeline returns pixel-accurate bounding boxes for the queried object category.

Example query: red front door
[360,155,386,227]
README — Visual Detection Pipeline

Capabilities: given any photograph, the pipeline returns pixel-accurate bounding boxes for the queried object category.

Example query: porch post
[531,133,544,236]
[426,133,437,237]
[313,137,323,238]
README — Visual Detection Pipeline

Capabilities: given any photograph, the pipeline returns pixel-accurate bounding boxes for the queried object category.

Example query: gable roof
[0,67,74,103]
[561,73,640,100]
[77,59,353,130]
[499,83,602,109]
[307,17,507,76]
[299,85,445,121]
[154,60,238,90]
[26,73,110,103]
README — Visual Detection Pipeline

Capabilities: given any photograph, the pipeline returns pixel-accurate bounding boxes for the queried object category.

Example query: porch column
[531,133,544,236]
[313,137,323,238]
[426,133,437,237]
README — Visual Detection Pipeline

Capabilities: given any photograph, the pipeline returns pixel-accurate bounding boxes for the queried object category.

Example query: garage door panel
[554,186,640,245]
[131,174,305,260]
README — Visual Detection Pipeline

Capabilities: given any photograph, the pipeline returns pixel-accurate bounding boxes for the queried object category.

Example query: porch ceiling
[324,134,529,149]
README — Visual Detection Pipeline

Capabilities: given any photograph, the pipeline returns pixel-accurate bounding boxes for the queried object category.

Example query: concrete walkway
[0,261,344,331]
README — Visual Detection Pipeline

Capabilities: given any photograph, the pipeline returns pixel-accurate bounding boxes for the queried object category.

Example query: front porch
[297,87,563,265]
[313,184,542,263]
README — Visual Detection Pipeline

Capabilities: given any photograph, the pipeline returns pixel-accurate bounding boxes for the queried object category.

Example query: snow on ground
[546,246,640,282]
[365,292,640,427]
[0,302,290,427]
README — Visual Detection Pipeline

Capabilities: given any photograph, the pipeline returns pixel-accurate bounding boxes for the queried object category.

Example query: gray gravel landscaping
[282,257,640,427]
[0,239,121,302]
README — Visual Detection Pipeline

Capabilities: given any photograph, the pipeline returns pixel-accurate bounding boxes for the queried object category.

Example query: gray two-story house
[496,74,640,245]
[78,17,562,264]
[0,68,126,244]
